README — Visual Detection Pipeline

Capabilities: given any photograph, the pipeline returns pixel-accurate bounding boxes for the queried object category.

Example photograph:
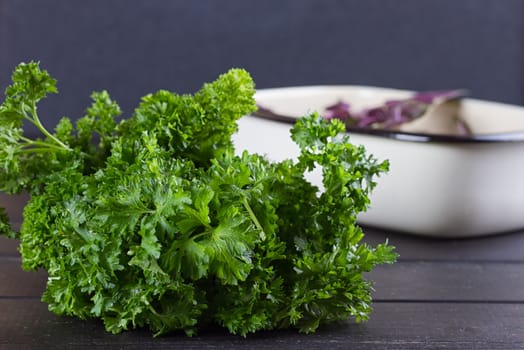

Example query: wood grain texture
[0,192,27,224]
[0,300,522,350]
[362,226,524,262]
[369,261,524,302]
[0,259,46,297]
[0,236,19,255]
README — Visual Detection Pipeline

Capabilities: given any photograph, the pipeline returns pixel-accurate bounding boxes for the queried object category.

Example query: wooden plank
[0,259,46,297]
[0,236,19,255]
[363,226,524,262]
[2,258,524,302]
[368,262,524,302]
[0,192,28,224]
[0,300,522,349]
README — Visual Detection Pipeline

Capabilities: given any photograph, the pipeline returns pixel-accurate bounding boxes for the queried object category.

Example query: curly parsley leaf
[0,62,72,193]
[118,68,256,166]
[1,62,396,337]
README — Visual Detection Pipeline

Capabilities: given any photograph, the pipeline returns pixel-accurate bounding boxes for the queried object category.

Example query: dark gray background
[1,0,523,128]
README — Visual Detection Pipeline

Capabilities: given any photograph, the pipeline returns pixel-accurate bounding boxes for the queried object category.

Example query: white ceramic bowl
[232,86,524,237]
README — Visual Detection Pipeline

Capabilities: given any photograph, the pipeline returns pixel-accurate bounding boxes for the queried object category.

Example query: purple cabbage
[324,89,467,130]
[323,101,351,121]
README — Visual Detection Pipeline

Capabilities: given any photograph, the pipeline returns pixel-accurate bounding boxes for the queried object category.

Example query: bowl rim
[252,85,524,144]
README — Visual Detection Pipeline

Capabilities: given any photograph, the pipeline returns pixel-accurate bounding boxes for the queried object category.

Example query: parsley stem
[30,102,71,151]
[242,195,266,239]
[19,136,68,151]
[18,147,65,154]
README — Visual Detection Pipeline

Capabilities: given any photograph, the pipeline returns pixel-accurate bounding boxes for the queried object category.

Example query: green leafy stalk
[0,61,396,337]
[0,62,75,195]
[0,61,71,152]
[27,101,71,151]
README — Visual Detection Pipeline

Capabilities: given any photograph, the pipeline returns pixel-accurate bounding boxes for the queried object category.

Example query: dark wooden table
[1,193,524,349]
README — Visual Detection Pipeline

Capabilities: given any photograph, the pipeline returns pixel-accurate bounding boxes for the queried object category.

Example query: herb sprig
[0,62,396,336]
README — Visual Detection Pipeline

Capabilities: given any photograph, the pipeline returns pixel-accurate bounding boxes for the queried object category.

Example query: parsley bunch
[0,62,396,336]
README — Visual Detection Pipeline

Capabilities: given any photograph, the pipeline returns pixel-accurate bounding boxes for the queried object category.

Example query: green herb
[0,61,396,337]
